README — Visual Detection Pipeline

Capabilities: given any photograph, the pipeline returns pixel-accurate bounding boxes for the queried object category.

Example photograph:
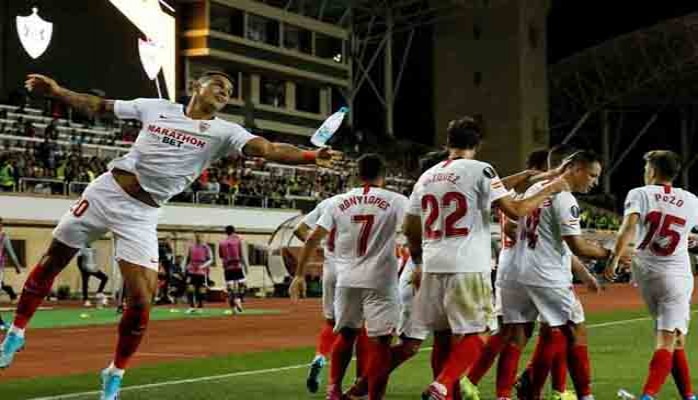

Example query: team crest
[16,7,53,60]
[199,122,210,132]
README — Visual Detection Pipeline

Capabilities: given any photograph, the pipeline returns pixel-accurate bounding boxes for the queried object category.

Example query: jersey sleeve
[478,164,509,204]
[555,193,582,237]
[394,194,410,229]
[623,189,645,217]
[225,123,258,157]
[316,199,337,232]
[301,200,325,229]
[406,182,422,216]
[113,98,152,121]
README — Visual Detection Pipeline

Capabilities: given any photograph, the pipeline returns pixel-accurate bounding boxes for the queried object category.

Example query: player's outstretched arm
[499,170,539,193]
[25,74,115,118]
[563,235,611,261]
[289,226,328,301]
[604,213,638,280]
[495,174,570,219]
[243,137,338,166]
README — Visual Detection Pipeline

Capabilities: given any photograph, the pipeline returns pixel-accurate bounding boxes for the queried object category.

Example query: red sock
[496,343,523,398]
[468,333,505,384]
[530,329,566,398]
[672,349,694,397]
[643,349,673,396]
[14,264,61,329]
[568,344,592,396]
[431,334,451,379]
[367,339,392,400]
[113,305,151,369]
[316,321,338,358]
[436,335,485,389]
[389,339,420,371]
[330,333,356,387]
[356,328,370,379]
[552,339,568,392]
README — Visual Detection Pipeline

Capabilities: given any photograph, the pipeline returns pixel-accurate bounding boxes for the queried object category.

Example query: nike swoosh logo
[160,115,168,119]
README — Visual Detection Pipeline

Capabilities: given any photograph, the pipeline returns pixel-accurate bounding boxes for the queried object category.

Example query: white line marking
[24,314,661,400]
[138,352,202,359]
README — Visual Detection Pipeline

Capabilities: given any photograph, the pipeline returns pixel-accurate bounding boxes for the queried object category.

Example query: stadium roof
[549,12,698,131]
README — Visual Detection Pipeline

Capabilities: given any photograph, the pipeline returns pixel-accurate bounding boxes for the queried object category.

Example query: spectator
[0,155,15,191]
[44,118,58,140]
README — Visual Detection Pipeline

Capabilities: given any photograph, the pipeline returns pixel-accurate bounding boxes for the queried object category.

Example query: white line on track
[26,314,660,400]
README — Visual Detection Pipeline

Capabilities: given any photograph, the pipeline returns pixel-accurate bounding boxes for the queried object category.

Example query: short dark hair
[526,149,549,170]
[419,150,448,173]
[567,150,603,167]
[357,153,386,181]
[225,225,235,235]
[446,116,482,150]
[199,71,234,85]
[547,144,577,168]
[644,150,682,181]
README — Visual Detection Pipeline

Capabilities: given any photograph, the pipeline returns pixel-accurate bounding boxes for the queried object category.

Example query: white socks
[9,325,25,338]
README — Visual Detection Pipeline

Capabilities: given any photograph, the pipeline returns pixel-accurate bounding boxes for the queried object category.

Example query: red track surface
[0,283,692,381]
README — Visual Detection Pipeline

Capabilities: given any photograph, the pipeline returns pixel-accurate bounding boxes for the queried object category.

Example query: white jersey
[624,185,698,278]
[516,182,580,287]
[301,197,338,268]
[110,99,256,204]
[407,158,509,273]
[398,256,417,303]
[317,186,408,289]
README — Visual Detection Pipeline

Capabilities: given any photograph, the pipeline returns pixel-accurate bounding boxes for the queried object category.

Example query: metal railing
[18,178,66,195]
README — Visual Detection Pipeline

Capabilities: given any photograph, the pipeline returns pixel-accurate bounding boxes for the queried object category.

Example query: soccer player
[607,150,697,400]
[509,150,624,400]
[293,195,341,394]
[183,232,212,312]
[219,225,247,314]
[403,116,569,400]
[290,154,409,400]
[0,71,335,399]
[77,243,109,308]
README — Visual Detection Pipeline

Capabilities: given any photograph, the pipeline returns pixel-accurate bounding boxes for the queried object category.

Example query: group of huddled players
[291,116,697,400]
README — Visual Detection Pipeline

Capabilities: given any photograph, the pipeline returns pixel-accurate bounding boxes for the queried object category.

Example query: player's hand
[315,147,342,169]
[410,265,423,292]
[689,234,698,249]
[548,170,572,193]
[289,276,306,302]
[585,275,601,294]
[25,74,61,97]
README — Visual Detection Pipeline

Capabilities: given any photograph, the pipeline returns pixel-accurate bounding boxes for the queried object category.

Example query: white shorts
[322,263,337,320]
[637,274,693,335]
[334,286,399,337]
[501,282,585,327]
[413,272,495,335]
[53,173,160,271]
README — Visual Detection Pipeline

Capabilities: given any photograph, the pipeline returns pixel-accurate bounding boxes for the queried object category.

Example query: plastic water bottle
[311,107,349,147]
[617,389,636,399]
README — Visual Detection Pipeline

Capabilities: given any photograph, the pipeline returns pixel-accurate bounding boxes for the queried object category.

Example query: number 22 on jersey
[421,192,469,240]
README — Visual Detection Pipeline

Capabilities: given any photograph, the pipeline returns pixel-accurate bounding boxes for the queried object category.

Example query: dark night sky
[547,2,698,62]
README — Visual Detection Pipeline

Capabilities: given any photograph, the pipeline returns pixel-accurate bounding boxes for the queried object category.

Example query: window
[295,83,320,114]
[210,4,244,36]
[247,14,280,46]
[474,71,482,87]
[528,22,539,49]
[283,24,312,54]
[315,33,343,62]
[260,77,286,107]
[473,24,482,40]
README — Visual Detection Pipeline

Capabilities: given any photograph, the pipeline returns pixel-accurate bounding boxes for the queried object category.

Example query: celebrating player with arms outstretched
[608,151,697,400]
[0,72,335,400]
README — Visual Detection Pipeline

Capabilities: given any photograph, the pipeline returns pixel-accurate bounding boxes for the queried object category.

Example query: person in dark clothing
[77,244,109,308]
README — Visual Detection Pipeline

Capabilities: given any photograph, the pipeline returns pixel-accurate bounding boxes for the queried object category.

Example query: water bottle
[617,389,636,399]
[311,107,349,147]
